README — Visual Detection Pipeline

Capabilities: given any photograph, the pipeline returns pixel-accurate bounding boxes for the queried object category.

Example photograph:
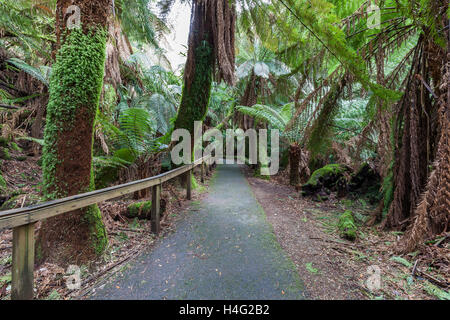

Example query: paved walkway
[91,164,305,299]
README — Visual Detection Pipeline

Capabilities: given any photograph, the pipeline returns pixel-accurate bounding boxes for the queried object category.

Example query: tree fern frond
[7,58,51,86]
[236,104,287,130]
[93,155,131,169]
[110,107,155,155]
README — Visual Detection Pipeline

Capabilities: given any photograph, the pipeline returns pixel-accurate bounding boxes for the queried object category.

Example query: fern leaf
[7,58,50,86]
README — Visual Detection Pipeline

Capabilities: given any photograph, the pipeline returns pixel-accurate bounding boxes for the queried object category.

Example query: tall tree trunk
[237,72,258,130]
[397,16,450,252]
[174,0,214,135]
[174,0,235,138]
[375,39,391,178]
[384,35,437,231]
[37,0,110,264]
[368,38,390,225]
[289,143,301,186]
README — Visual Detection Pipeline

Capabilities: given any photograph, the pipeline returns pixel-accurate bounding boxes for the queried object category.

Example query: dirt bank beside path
[246,174,366,300]
[246,167,446,300]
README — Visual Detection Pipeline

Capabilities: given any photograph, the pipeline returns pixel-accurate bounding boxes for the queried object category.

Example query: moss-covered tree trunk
[37,0,110,264]
[289,143,301,186]
[174,0,235,141]
[174,1,214,136]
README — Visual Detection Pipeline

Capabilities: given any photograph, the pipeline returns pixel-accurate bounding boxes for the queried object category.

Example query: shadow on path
[90,164,305,299]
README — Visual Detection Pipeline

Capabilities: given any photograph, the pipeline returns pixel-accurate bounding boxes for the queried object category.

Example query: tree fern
[236,104,287,130]
[145,93,176,135]
[7,58,51,86]
[114,0,169,49]
[0,0,55,60]
[117,107,154,153]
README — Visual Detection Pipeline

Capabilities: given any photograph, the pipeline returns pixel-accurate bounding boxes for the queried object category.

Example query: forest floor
[0,148,448,300]
[0,149,216,300]
[245,167,449,300]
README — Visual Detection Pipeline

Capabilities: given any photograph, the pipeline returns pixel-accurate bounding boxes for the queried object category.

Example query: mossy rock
[301,164,350,196]
[125,198,167,220]
[338,210,357,241]
[126,201,153,219]
[0,147,11,160]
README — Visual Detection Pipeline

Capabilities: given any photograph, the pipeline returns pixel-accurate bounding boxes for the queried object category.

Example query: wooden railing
[0,156,213,300]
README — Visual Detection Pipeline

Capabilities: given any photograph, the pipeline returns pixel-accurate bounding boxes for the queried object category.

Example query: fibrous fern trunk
[396,21,450,252]
[289,143,301,186]
[237,72,258,130]
[37,0,110,264]
[384,34,441,232]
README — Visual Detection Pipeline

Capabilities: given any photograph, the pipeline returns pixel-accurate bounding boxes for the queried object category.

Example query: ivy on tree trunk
[174,0,236,137]
[37,0,110,264]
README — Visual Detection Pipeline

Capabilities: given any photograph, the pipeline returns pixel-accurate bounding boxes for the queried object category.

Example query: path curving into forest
[90,164,305,300]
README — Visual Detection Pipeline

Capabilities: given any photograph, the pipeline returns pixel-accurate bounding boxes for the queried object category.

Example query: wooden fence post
[200,162,204,183]
[186,170,192,200]
[151,184,161,234]
[11,223,35,300]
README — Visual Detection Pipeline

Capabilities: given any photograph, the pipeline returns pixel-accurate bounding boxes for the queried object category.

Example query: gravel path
[90,164,305,300]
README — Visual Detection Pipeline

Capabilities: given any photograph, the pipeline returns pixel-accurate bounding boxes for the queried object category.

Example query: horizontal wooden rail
[0,155,213,300]
[0,156,210,230]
